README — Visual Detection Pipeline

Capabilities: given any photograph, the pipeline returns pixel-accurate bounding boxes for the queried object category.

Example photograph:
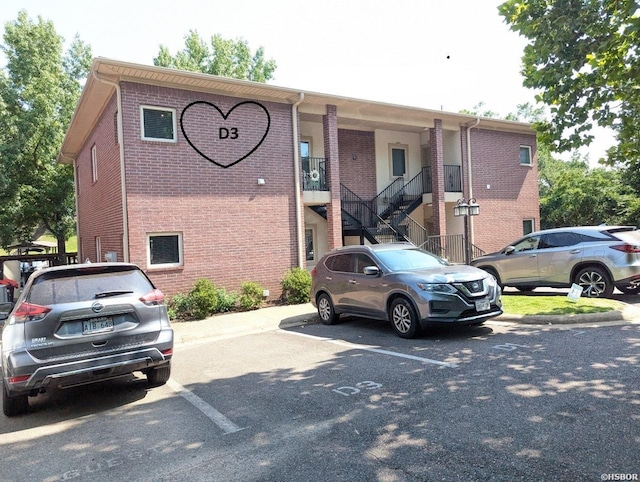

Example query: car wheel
[2,381,29,417]
[147,363,171,387]
[389,297,420,339]
[575,267,614,298]
[617,284,640,295]
[317,293,339,325]
[515,286,536,293]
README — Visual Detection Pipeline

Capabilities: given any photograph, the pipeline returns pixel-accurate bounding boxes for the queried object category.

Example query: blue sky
[1,0,614,160]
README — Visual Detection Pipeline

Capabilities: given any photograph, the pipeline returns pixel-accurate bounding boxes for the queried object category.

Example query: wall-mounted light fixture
[257,178,266,185]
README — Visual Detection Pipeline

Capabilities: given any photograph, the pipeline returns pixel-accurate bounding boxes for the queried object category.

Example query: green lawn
[501,294,623,316]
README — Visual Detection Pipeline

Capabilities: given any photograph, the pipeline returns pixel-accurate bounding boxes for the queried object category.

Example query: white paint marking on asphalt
[167,379,245,434]
[279,330,458,368]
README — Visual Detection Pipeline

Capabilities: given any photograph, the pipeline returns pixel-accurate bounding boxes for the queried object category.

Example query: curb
[495,305,640,325]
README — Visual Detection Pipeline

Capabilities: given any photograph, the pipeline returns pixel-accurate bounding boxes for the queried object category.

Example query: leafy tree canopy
[499,0,640,169]
[154,30,276,82]
[0,10,92,260]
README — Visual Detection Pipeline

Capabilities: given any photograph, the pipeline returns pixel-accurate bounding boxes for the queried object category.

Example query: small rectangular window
[520,146,532,166]
[523,219,534,235]
[141,106,176,142]
[391,147,406,177]
[148,233,183,268]
[91,145,98,183]
[305,228,315,262]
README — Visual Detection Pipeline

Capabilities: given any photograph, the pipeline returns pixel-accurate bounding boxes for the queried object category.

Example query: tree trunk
[56,235,67,265]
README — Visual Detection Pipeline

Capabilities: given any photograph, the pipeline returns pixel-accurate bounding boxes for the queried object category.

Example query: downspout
[291,93,305,267]
[465,118,480,247]
[93,71,129,262]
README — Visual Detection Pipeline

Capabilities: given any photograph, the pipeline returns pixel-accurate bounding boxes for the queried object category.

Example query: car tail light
[13,302,52,322]
[610,244,640,253]
[8,374,31,384]
[161,348,173,356]
[311,267,317,277]
[140,289,165,306]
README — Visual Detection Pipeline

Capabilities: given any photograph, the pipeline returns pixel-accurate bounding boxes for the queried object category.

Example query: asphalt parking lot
[2,299,639,481]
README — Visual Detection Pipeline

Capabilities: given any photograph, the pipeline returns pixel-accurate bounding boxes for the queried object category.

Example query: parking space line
[279,330,458,368]
[167,379,245,434]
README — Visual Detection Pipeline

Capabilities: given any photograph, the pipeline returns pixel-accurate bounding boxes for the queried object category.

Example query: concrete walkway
[170,302,640,345]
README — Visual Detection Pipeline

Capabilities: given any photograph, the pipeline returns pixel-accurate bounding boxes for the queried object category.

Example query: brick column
[430,119,446,236]
[323,105,342,249]
[460,126,470,199]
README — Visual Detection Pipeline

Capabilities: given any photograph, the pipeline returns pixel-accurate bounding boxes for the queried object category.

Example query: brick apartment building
[58,58,539,298]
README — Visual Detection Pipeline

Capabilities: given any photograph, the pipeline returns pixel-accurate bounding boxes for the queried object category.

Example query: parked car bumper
[414,286,503,326]
[3,330,173,396]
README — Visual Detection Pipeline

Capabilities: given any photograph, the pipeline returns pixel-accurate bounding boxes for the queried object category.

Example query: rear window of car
[610,229,640,245]
[27,267,154,305]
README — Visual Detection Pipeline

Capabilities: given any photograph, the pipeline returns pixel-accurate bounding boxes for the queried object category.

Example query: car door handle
[570,249,580,254]
[348,280,357,284]
[529,254,537,258]
[325,276,332,281]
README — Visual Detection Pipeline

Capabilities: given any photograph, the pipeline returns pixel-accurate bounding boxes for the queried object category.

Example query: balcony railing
[302,157,328,191]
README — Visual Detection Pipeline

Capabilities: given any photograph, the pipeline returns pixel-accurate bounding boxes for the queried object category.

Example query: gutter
[92,71,130,263]
[291,93,305,267]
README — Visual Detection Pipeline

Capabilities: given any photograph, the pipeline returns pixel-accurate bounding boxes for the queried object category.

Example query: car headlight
[417,283,457,294]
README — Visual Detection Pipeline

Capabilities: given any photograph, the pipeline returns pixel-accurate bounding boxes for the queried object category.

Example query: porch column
[459,126,471,199]
[430,119,447,236]
[323,105,342,250]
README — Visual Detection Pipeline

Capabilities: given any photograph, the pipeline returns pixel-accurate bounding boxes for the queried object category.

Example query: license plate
[475,299,490,312]
[83,316,114,334]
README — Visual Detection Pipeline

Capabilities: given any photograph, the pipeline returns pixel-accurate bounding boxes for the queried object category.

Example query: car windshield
[376,248,447,271]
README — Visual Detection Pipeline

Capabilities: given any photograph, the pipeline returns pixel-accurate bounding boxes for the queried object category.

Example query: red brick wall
[75,95,124,263]
[469,128,539,254]
[338,129,377,199]
[113,82,297,297]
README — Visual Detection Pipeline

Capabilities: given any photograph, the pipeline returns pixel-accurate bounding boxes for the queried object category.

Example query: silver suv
[470,226,640,298]
[311,243,502,338]
[1,263,174,416]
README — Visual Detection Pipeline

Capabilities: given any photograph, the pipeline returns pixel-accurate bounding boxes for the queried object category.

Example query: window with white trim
[148,232,183,268]
[519,145,532,166]
[91,145,98,183]
[141,106,177,142]
[523,219,535,235]
[390,145,407,177]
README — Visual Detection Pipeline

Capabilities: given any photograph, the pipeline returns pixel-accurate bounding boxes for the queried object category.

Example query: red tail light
[311,267,317,277]
[8,375,31,384]
[13,302,51,322]
[140,289,165,306]
[610,244,640,253]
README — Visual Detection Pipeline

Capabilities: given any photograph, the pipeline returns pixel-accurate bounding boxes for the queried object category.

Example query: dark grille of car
[459,280,485,293]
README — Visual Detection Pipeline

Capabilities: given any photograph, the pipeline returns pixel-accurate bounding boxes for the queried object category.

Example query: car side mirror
[363,266,380,276]
[503,246,516,255]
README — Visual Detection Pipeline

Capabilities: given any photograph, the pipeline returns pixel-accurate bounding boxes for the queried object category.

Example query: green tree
[499,0,640,170]
[154,30,276,82]
[0,10,92,262]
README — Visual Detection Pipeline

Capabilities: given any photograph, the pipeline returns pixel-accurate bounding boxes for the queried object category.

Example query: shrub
[189,279,220,319]
[215,288,239,313]
[280,267,311,304]
[240,281,264,310]
[168,293,194,321]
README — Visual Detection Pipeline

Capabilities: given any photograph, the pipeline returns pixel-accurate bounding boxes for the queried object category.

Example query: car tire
[317,293,339,325]
[2,381,29,417]
[515,286,536,293]
[389,297,421,339]
[617,284,640,295]
[147,363,171,387]
[575,266,614,298]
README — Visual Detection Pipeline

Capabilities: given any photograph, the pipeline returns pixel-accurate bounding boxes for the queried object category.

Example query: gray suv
[1,263,174,416]
[470,226,640,298]
[310,243,502,338]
